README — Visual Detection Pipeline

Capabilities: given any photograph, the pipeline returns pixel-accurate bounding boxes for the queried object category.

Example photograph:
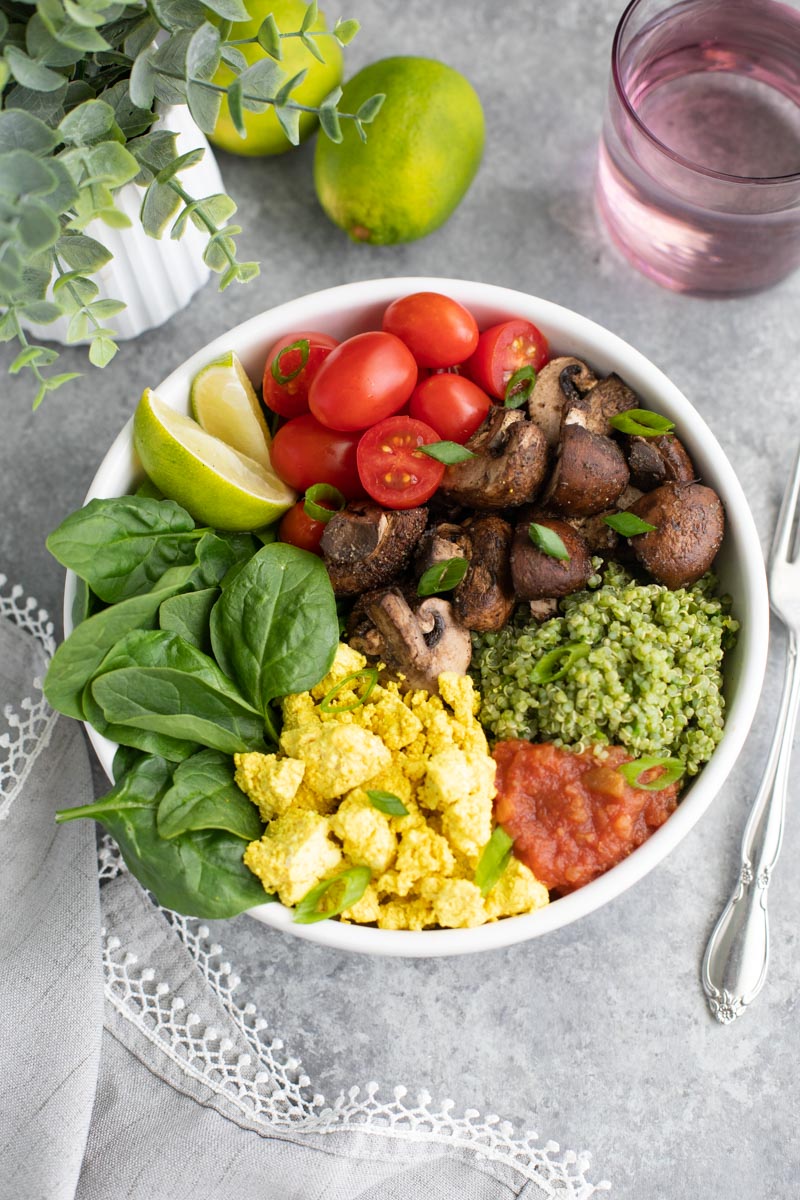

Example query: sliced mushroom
[364,591,472,693]
[627,482,725,589]
[321,501,428,596]
[527,357,597,448]
[438,408,548,510]
[414,523,469,576]
[626,434,696,491]
[543,423,630,515]
[528,598,560,622]
[453,515,515,632]
[562,485,644,554]
[510,517,592,600]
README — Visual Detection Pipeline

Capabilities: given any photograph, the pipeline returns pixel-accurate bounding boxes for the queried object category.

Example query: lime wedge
[134,389,296,531]
[190,351,272,471]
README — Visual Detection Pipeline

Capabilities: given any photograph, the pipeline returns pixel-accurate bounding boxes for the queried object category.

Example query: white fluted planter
[24,106,224,344]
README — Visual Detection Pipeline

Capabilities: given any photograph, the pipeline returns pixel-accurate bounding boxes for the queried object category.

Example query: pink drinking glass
[595,0,800,295]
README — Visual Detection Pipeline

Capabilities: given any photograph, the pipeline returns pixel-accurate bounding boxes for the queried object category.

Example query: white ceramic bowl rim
[65,276,770,957]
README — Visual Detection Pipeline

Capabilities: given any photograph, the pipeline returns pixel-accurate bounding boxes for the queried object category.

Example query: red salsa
[493,741,680,895]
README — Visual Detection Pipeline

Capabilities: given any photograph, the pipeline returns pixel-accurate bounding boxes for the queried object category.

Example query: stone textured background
[2,1,799,1194]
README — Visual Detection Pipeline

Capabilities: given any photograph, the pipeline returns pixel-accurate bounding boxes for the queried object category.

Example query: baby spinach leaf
[112,744,146,781]
[55,755,270,918]
[47,495,206,603]
[43,561,200,719]
[210,543,338,717]
[90,629,266,754]
[193,530,257,589]
[159,587,218,651]
[83,678,199,763]
[157,748,263,841]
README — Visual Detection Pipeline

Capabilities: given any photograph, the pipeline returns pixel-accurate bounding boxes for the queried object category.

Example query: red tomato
[382,292,479,368]
[278,501,330,555]
[465,319,550,400]
[357,416,445,509]
[409,374,492,443]
[308,331,417,432]
[262,331,338,418]
[270,414,364,498]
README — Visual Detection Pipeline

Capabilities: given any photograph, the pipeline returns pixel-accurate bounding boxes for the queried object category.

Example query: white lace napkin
[0,575,609,1200]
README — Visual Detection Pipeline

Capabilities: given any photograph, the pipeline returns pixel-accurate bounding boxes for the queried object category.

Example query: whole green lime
[314,56,485,244]
[209,0,343,158]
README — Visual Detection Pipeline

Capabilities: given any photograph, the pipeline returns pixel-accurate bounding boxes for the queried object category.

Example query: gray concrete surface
[2,1,799,1195]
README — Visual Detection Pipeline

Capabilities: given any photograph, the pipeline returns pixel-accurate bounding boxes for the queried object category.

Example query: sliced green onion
[304,482,345,524]
[529,522,570,561]
[474,826,514,896]
[318,667,378,713]
[417,556,469,596]
[367,789,409,816]
[504,365,536,409]
[293,866,372,924]
[618,756,685,791]
[531,641,590,684]
[604,511,657,536]
[418,440,477,464]
[609,408,675,437]
[271,338,310,385]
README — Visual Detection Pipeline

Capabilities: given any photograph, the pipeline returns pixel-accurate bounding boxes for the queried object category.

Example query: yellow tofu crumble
[235,643,550,930]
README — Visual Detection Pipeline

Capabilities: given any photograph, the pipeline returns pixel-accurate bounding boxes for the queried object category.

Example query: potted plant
[0,0,382,407]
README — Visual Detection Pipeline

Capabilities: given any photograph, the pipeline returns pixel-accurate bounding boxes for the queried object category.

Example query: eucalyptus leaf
[88,333,118,366]
[0,109,59,155]
[157,748,263,840]
[4,46,66,92]
[56,232,112,272]
[18,201,60,252]
[141,178,182,237]
[54,754,269,918]
[186,82,221,135]
[58,98,117,146]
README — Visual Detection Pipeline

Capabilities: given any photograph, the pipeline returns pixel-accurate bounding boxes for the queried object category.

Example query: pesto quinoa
[471,561,738,776]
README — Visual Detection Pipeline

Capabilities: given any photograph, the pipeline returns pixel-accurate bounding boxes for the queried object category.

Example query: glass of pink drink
[596,0,800,295]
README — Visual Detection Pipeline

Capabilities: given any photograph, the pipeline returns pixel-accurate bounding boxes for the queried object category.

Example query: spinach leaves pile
[45,494,340,918]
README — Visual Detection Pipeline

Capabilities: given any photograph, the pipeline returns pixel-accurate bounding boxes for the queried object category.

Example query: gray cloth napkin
[0,610,601,1200]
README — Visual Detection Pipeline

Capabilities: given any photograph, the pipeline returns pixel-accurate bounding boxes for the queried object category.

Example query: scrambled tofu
[236,644,549,930]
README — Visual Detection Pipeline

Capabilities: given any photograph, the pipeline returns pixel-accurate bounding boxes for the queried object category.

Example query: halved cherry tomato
[262,331,338,418]
[357,415,444,509]
[409,374,492,443]
[308,331,417,431]
[465,319,550,400]
[278,501,330,555]
[270,414,364,498]
[382,292,479,368]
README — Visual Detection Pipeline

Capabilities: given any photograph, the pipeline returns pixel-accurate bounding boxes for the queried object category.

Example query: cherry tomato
[270,414,364,498]
[465,319,550,400]
[409,374,492,443]
[382,292,480,368]
[357,415,445,509]
[263,331,338,418]
[308,331,418,432]
[278,501,331,555]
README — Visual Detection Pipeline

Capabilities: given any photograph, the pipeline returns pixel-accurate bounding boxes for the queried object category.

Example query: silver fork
[701,445,800,1024]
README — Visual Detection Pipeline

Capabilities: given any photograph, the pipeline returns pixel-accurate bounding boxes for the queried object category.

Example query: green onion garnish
[417,556,469,596]
[528,522,570,561]
[531,642,590,684]
[604,512,657,536]
[271,338,310,385]
[367,789,409,816]
[504,365,536,409]
[617,756,684,791]
[474,827,514,896]
[293,866,372,924]
[318,667,378,713]
[304,482,345,524]
[609,408,675,437]
[418,440,477,464]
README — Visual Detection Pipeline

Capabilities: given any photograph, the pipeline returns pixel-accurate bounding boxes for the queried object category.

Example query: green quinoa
[471,561,738,775]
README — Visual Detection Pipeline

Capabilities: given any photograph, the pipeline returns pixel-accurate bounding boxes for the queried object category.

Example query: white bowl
[64,277,770,956]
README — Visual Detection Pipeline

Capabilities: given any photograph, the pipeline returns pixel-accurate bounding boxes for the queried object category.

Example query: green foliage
[0,1,383,407]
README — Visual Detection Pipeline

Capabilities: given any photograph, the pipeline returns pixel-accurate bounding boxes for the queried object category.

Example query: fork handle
[701,631,800,1023]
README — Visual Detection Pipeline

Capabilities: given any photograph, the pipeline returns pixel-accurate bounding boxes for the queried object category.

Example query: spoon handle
[701,633,800,1023]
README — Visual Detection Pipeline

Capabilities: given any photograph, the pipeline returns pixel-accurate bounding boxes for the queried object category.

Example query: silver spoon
[702,445,800,1024]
